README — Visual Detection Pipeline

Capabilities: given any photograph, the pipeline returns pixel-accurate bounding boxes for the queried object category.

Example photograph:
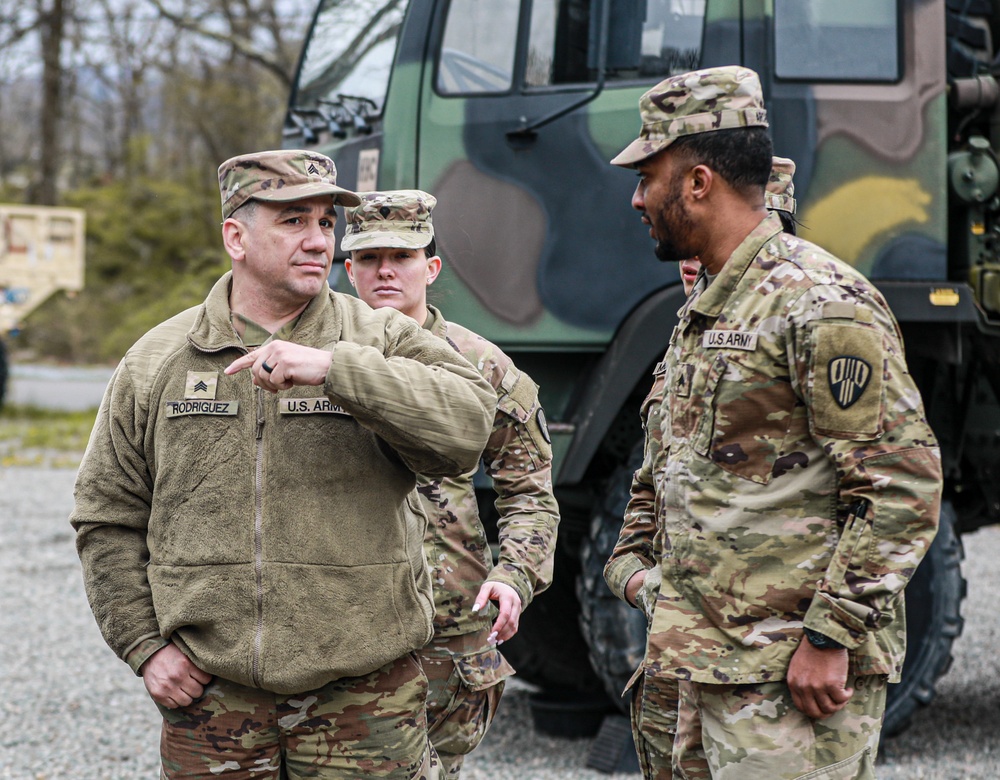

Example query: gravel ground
[1,466,998,779]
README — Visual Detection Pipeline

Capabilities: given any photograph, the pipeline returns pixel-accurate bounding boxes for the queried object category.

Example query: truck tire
[502,537,608,692]
[577,443,648,710]
[578,446,967,734]
[883,501,965,736]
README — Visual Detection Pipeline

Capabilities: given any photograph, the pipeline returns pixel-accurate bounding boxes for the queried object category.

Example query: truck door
[415,0,741,342]
[745,0,949,285]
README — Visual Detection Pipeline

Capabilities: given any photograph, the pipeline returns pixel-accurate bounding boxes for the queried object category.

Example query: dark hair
[670,127,773,197]
[229,199,258,224]
[425,238,437,258]
[776,210,797,235]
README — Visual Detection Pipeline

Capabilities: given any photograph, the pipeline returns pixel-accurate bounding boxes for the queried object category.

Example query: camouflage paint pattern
[606,212,943,685]
[157,653,440,779]
[292,1,958,488]
[419,305,558,638]
[387,0,946,335]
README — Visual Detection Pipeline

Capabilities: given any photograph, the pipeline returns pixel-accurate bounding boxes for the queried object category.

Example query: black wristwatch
[804,627,846,650]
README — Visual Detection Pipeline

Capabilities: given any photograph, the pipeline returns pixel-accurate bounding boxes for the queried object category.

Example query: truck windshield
[526,0,706,86]
[294,0,408,113]
[437,0,707,95]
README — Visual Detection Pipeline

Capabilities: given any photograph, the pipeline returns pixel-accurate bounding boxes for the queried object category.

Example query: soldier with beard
[605,67,942,779]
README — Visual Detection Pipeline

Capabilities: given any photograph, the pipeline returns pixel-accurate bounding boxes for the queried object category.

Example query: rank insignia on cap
[185,371,219,400]
[828,356,871,409]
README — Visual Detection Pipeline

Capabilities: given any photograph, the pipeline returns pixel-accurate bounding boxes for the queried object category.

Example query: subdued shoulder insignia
[810,323,884,440]
[536,407,551,443]
[828,356,871,409]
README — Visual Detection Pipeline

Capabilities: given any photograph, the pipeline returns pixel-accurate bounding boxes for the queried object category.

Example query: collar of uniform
[188,271,340,353]
[691,211,783,318]
[232,313,271,347]
[232,312,301,347]
[423,303,448,339]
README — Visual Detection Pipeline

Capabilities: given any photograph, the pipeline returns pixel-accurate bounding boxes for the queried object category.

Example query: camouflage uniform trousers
[417,628,515,778]
[157,652,440,779]
[630,670,692,780]
[662,674,887,779]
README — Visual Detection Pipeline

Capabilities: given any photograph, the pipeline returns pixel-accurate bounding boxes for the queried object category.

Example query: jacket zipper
[252,384,265,687]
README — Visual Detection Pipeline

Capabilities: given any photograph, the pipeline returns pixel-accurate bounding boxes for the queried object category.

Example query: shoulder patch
[828,356,872,409]
[810,323,884,440]
[536,407,551,443]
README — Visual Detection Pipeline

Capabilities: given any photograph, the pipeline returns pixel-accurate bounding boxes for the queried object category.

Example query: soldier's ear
[344,257,355,286]
[222,218,248,263]
[689,164,714,202]
[426,255,442,285]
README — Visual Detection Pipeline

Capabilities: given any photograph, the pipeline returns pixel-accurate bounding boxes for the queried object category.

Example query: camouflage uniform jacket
[606,212,942,685]
[71,274,495,695]
[419,305,559,637]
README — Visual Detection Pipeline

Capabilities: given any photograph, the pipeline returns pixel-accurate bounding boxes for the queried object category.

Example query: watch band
[804,627,846,650]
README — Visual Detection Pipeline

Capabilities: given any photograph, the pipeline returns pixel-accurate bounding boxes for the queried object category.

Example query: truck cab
[286,0,1000,738]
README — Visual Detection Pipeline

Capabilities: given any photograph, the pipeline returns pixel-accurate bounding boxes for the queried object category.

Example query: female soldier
[342,190,560,779]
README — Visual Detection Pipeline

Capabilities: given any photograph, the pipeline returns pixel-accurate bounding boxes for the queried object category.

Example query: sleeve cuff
[803,593,879,650]
[605,554,650,604]
[486,566,532,608]
[125,635,169,675]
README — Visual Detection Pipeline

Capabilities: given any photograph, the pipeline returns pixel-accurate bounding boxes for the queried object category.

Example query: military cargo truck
[0,205,86,407]
[285,0,1000,737]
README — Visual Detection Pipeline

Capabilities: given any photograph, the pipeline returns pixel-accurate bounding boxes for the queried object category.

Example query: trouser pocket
[420,641,514,757]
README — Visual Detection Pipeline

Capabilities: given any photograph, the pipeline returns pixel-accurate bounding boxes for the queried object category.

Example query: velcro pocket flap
[454,646,516,692]
[496,368,536,423]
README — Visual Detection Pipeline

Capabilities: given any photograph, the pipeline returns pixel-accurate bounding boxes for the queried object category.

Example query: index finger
[224,353,256,375]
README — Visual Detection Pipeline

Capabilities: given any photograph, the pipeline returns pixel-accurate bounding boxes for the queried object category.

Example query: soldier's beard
[651,189,696,265]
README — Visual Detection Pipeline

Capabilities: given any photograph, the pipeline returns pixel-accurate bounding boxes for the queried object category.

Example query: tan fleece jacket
[71,274,495,694]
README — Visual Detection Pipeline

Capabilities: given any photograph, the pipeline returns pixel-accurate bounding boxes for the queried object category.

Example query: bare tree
[146,0,298,87]
[0,0,308,202]
[79,0,163,180]
[37,0,71,204]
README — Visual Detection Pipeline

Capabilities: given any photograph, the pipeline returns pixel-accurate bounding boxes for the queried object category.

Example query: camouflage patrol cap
[341,190,437,252]
[611,66,769,168]
[765,156,796,214]
[218,149,361,220]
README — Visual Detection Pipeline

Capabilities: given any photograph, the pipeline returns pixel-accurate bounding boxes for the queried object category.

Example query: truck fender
[558,283,687,485]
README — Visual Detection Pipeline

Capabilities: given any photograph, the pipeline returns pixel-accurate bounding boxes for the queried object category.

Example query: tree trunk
[38,0,67,205]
